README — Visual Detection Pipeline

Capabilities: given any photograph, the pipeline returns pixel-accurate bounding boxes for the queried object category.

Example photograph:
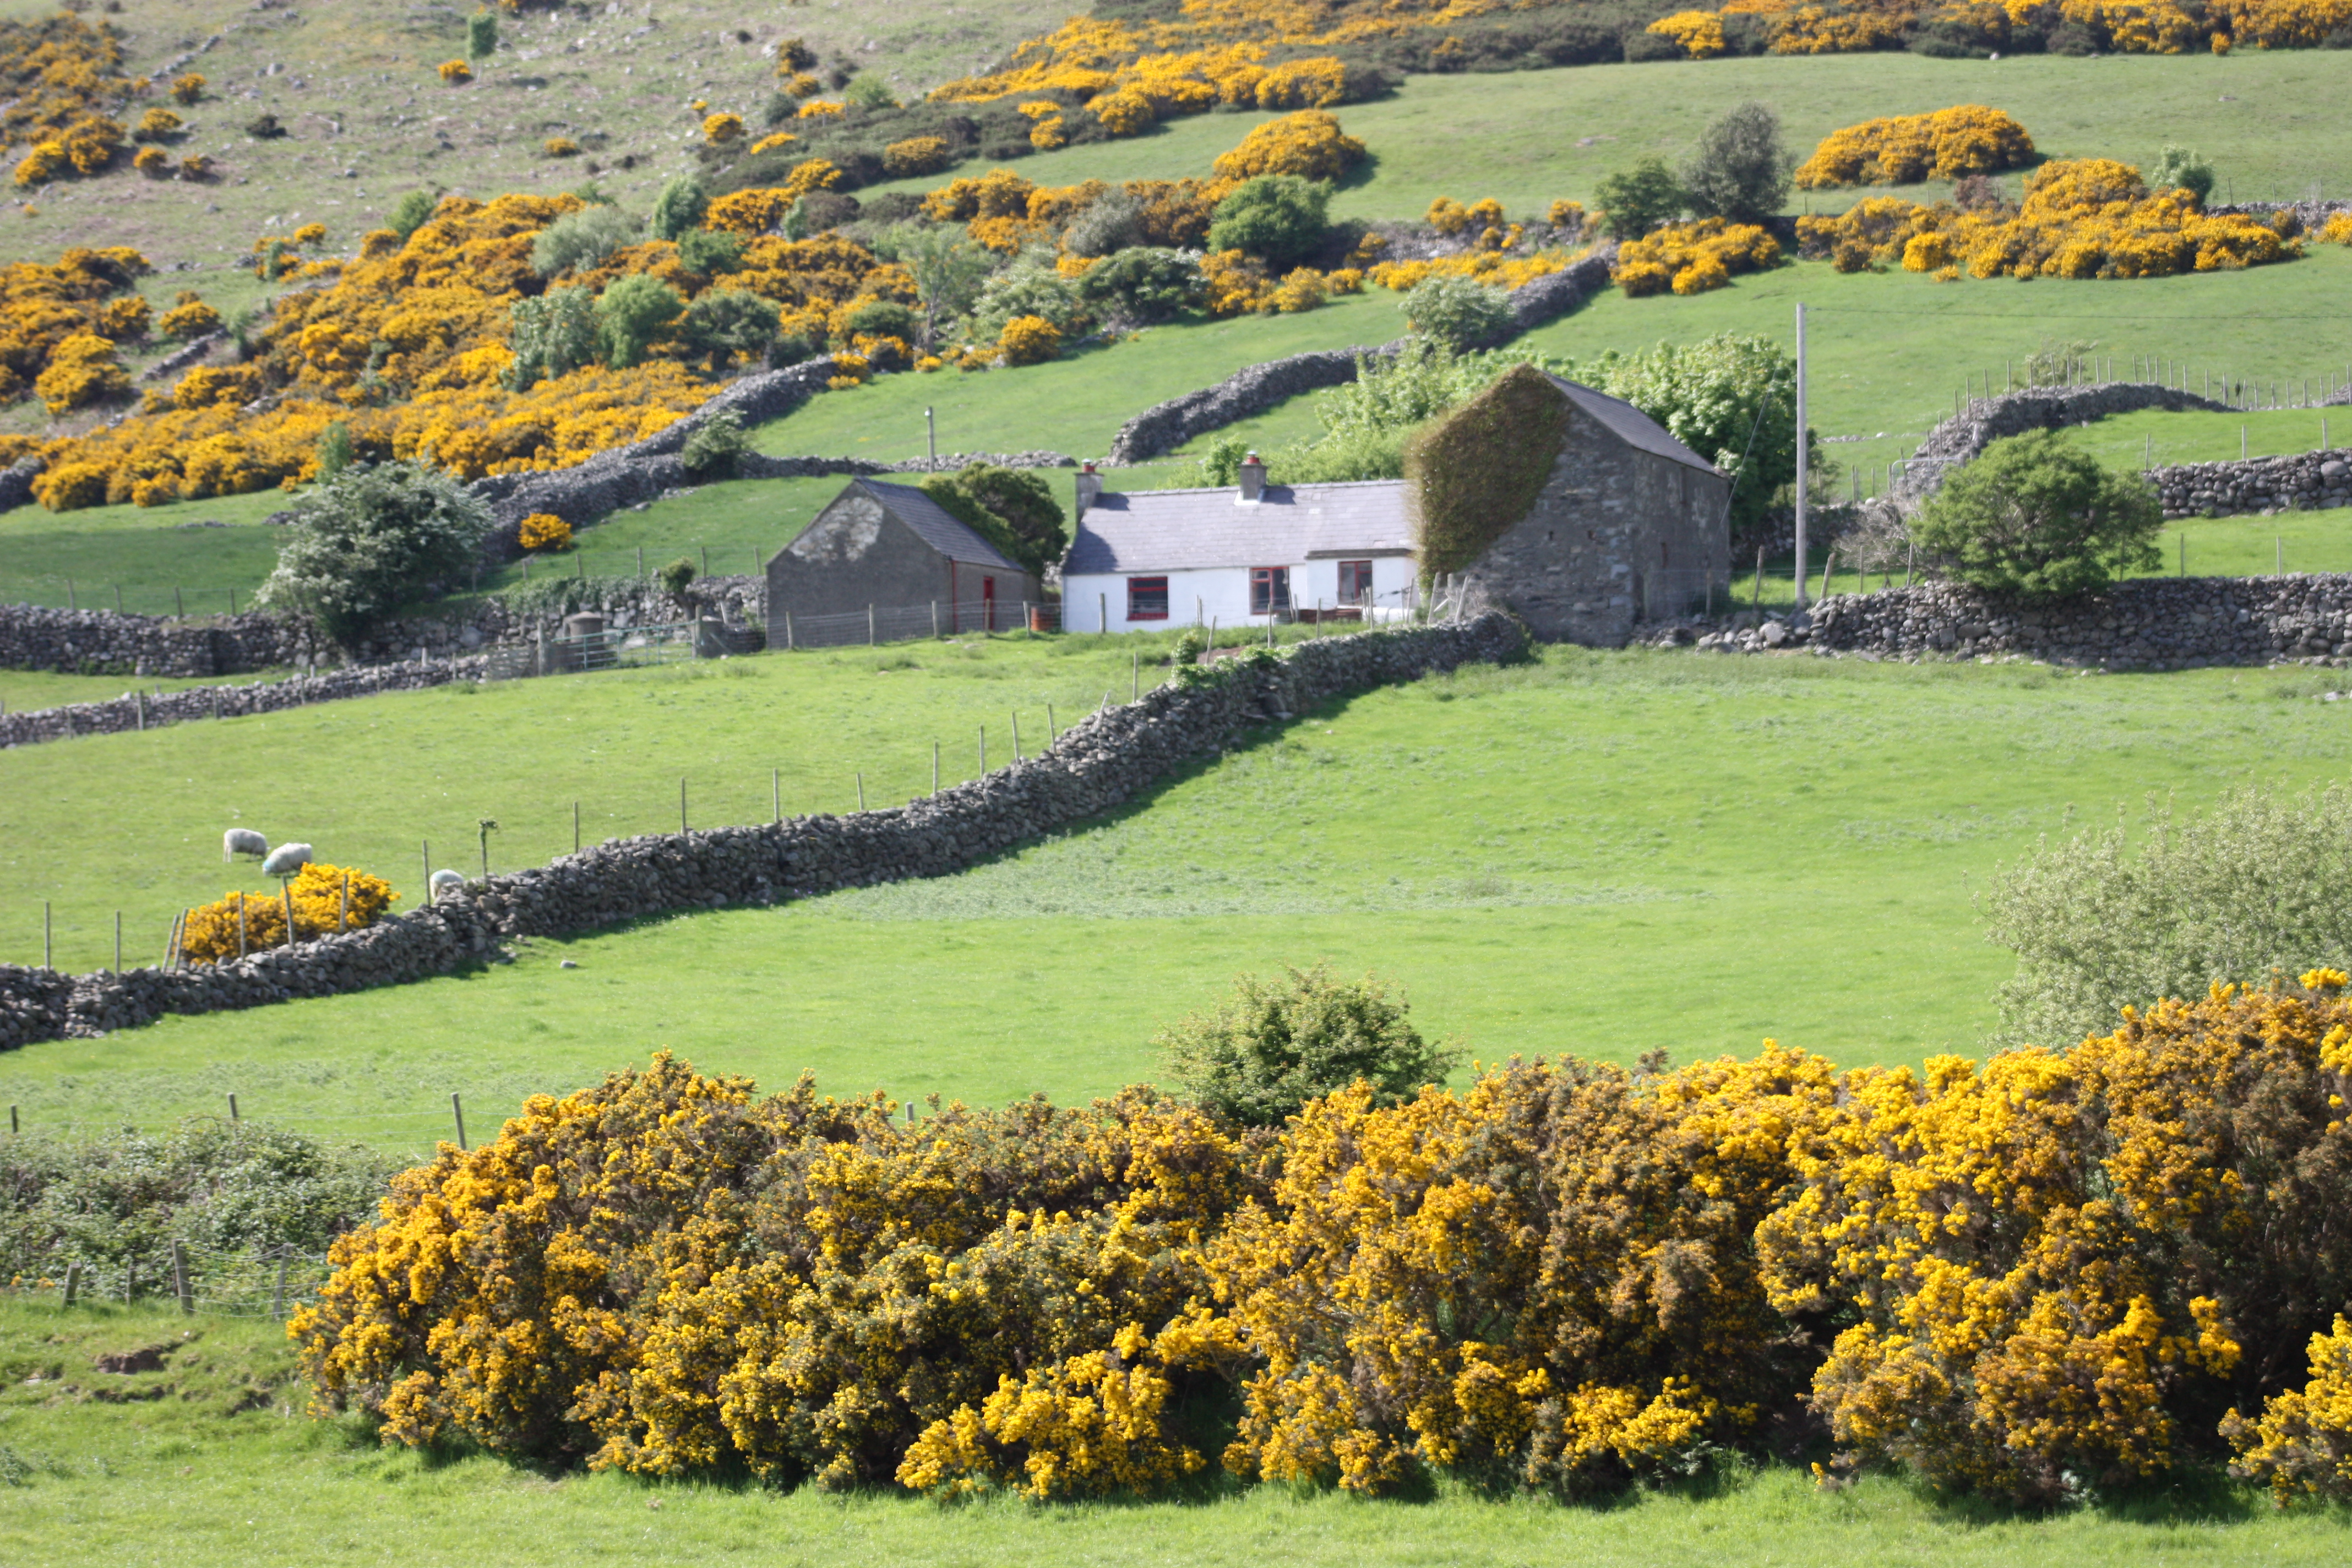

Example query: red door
[983,575,996,631]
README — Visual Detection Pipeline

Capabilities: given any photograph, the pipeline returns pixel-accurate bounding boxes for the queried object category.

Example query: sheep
[262,842,313,878]
[428,868,466,902]
[223,828,268,863]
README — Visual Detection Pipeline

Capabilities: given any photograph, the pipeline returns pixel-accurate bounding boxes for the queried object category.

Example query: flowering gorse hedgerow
[295,973,2352,1506]
[1628,0,2352,55]
[1795,159,2297,281]
[1613,218,1781,297]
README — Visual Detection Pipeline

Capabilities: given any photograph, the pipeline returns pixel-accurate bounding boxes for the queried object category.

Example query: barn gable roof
[1542,373,1721,475]
[1064,479,1411,576]
[859,478,1027,574]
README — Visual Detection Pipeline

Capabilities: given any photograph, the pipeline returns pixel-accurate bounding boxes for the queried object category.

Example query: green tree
[315,420,353,480]
[678,287,780,371]
[843,75,895,109]
[1075,247,1203,326]
[1156,964,1461,1128]
[531,204,640,277]
[466,9,497,58]
[254,461,490,643]
[1680,101,1790,225]
[595,273,684,368]
[965,253,1082,344]
[503,284,598,388]
[674,226,742,276]
[386,189,439,241]
[918,462,1067,576]
[1206,175,1330,268]
[840,298,919,344]
[680,408,748,478]
[649,175,710,242]
[656,557,698,595]
[1594,156,1686,238]
[879,223,994,347]
[1912,431,2163,600]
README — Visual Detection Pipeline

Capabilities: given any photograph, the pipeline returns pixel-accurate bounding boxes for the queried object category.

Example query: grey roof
[1543,373,1721,474]
[859,478,1027,574]
[1065,479,1411,576]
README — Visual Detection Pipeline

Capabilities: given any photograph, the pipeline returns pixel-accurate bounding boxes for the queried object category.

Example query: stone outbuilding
[765,478,1043,646]
[1417,367,1732,644]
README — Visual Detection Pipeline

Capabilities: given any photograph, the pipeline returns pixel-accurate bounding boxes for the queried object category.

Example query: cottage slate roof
[1064,479,1412,576]
[859,478,1028,574]
[1542,373,1721,474]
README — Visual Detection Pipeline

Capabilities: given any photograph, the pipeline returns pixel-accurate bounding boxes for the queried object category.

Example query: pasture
[4,643,2350,1159]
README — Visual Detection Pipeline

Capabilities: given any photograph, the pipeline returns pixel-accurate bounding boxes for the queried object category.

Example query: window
[1337,559,1374,605]
[1126,575,1169,621]
[1249,566,1291,616]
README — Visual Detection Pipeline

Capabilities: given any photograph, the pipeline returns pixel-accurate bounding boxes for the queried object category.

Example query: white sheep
[262,842,313,878]
[428,868,466,902]
[223,828,268,863]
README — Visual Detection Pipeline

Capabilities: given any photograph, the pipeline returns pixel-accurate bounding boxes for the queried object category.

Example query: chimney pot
[1238,451,1265,504]
[1075,460,1102,520]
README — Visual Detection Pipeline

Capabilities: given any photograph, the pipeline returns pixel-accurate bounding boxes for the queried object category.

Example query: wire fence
[772,596,1059,649]
[13,1242,335,1321]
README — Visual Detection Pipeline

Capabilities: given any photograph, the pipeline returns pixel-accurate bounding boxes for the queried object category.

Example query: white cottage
[1060,456,1418,634]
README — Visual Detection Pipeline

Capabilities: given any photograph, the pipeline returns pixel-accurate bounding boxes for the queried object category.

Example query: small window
[1250,567,1291,616]
[1126,575,1169,620]
[1337,559,1374,605]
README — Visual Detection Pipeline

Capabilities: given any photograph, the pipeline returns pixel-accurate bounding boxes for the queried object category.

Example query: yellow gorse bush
[179,862,399,963]
[1795,159,2297,280]
[295,974,2352,1506]
[518,511,570,551]
[1604,0,2347,55]
[437,59,472,86]
[1210,110,1365,184]
[0,14,138,177]
[1613,219,1780,298]
[1794,105,2036,188]
[1648,10,1729,55]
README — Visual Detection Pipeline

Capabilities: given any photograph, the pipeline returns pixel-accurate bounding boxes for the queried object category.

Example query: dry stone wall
[2148,449,2352,519]
[1894,382,2233,503]
[0,655,496,749]
[1738,575,2352,669]
[0,616,1528,1049]
[0,603,324,678]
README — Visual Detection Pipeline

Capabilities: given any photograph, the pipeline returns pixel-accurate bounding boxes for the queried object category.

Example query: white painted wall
[1064,557,1418,634]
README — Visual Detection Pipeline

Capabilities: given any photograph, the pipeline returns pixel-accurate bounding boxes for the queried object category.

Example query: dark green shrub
[466,9,497,58]
[679,407,747,478]
[841,298,919,343]
[678,287,780,372]
[657,557,697,595]
[386,189,439,239]
[595,273,684,368]
[1157,963,1461,1128]
[674,226,743,276]
[919,462,1068,576]
[2151,145,2216,205]
[1400,274,1513,351]
[1206,175,1331,268]
[504,284,598,388]
[1680,101,1790,225]
[1912,431,2163,600]
[1075,247,1203,325]
[1593,156,1685,238]
[532,204,640,277]
[315,420,352,480]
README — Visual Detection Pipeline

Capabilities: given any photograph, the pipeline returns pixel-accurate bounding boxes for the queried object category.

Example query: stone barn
[765,478,1044,646]
[1413,366,1732,644]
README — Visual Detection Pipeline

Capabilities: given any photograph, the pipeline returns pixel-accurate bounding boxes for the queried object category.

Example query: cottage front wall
[1064,554,1417,633]
[1455,401,1730,645]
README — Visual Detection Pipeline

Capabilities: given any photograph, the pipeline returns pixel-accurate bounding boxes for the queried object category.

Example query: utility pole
[1793,302,1809,612]
[925,407,937,471]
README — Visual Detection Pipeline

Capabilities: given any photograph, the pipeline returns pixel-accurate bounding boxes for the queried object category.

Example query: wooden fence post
[172,1240,192,1315]
[451,1092,467,1151]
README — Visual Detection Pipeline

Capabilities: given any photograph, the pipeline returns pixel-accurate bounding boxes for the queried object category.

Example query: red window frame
[1249,566,1291,616]
[1337,559,1374,605]
[1126,575,1170,621]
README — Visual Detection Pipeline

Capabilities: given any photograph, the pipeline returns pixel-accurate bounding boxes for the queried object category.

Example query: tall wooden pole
[1793,301,1809,611]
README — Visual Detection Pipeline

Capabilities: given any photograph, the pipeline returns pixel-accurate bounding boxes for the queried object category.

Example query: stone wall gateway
[0,616,1529,1049]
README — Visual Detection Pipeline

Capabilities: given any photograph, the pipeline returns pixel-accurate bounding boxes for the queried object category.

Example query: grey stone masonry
[1,656,496,749]
[0,603,324,678]
[1895,382,2233,504]
[1778,574,2352,668]
[2149,449,2352,520]
[0,616,1528,1049]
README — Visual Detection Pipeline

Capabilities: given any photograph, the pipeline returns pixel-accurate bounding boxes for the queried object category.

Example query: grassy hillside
[4,644,2346,1158]
[4,1293,2350,1565]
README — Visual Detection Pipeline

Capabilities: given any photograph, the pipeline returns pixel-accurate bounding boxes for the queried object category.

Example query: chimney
[1237,451,1265,504]
[1074,460,1101,521]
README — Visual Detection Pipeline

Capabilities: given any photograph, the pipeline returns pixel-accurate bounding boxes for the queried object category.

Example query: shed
[765,478,1044,646]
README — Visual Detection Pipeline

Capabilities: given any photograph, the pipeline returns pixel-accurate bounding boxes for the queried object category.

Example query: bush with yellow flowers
[1761,973,2352,1506]
[292,1054,1255,1493]
[0,14,141,179]
[796,98,846,120]
[703,112,743,145]
[1795,106,2036,188]
[1793,159,2297,281]
[518,511,571,551]
[542,136,580,158]
[997,314,1061,366]
[1611,218,1780,298]
[0,243,149,404]
[156,291,224,339]
[179,862,399,963]
[746,130,797,156]
[31,329,127,413]
[170,72,204,105]
[438,59,472,85]
[881,134,951,177]
[1211,110,1365,184]
[1647,9,1729,56]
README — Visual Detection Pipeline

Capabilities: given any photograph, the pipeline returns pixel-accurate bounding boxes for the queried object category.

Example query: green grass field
[1,1297,2346,1568]
[6,644,2350,1159]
